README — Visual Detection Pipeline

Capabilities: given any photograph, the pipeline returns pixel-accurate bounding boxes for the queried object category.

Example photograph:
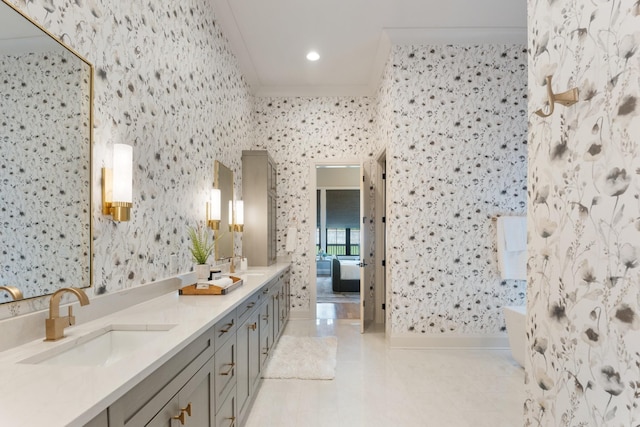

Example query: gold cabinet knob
[172,403,192,425]
[172,411,186,425]
[248,322,257,331]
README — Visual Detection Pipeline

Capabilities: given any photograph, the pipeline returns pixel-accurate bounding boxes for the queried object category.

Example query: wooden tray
[179,276,243,295]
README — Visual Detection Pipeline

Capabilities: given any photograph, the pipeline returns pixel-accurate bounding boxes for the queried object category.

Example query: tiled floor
[317,302,360,319]
[244,319,524,427]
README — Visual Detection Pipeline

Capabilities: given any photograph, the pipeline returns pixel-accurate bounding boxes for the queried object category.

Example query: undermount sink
[21,324,176,367]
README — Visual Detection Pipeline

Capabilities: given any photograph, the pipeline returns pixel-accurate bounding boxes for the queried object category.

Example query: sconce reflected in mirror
[207,188,221,230]
[214,161,233,260]
[229,200,244,232]
[102,144,133,221]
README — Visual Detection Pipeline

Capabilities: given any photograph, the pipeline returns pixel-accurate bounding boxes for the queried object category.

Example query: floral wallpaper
[0,51,90,302]
[377,45,528,336]
[0,0,253,319]
[526,0,640,425]
[252,97,378,313]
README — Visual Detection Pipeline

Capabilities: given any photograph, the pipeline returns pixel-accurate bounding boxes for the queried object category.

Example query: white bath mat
[262,335,337,380]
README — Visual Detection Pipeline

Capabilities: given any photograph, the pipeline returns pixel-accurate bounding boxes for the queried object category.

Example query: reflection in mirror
[214,161,233,260]
[0,0,93,303]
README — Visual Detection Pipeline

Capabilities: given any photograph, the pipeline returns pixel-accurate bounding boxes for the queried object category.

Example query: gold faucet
[0,286,23,301]
[45,287,90,341]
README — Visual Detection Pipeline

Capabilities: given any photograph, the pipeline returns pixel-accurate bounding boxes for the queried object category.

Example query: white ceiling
[0,2,65,55]
[212,0,527,97]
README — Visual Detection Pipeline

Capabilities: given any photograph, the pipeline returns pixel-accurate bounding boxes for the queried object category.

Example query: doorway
[314,164,361,320]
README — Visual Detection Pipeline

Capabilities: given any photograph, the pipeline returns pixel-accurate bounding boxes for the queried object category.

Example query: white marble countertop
[0,263,290,427]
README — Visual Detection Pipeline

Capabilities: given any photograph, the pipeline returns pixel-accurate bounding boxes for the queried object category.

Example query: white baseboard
[389,333,509,349]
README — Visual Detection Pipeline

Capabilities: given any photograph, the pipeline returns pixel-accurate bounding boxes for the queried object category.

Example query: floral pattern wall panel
[253,97,377,312]
[1,0,253,319]
[0,51,90,302]
[526,0,640,424]
[378,45,528,337]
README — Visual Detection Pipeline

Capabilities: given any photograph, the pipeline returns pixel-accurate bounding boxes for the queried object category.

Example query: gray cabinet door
[259,298,271,368]
[237,310,261,422]
[147,357,215,427]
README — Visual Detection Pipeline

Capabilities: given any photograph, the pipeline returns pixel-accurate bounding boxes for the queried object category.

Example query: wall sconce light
[207,188,221,230]
[229,200,244,232]
[102,143,133,222]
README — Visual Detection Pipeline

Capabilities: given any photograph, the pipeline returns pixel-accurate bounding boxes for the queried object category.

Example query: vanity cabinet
[242,150,277,266]
[89,266,290,427]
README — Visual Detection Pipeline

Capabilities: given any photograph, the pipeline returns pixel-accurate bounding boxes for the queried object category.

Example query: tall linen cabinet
[242,150,277,266]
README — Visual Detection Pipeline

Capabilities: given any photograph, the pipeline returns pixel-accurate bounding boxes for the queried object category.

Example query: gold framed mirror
[214,161,233,260]
[0,0,93,303]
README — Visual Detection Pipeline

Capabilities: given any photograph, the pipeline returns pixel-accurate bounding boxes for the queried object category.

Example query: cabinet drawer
[216,386,237,427]
[236,291,261,325]
[214,310,237,351]
[214,336,236,413]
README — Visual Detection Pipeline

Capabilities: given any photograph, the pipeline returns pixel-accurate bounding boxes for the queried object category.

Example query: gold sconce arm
[535,75,579,118]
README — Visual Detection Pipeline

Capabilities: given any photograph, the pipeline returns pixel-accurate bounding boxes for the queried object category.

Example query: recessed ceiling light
[306,51,320,61]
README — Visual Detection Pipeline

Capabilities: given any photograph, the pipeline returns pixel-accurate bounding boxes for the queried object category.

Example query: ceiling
[0,2,65,55]
[212,0,527,97]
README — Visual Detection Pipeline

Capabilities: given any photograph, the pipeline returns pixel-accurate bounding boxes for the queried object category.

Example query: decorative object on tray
[179,276,243,295]
[187,223,216,280]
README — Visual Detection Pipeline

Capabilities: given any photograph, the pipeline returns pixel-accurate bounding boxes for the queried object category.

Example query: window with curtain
[325,190,360,256]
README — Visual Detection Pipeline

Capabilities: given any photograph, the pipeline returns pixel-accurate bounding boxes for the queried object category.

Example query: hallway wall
[252,97,377,313]
[377,44,528,341]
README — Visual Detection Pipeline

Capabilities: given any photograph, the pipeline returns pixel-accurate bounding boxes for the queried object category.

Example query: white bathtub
[504,305,526,368]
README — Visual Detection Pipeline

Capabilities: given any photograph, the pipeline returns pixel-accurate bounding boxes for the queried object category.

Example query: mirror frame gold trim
[1,0,94,301]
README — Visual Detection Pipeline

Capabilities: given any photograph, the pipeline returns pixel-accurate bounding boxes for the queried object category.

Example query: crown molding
[384,27,527,45]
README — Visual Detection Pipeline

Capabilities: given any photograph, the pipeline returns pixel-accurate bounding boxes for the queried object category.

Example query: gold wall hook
[535,75,579,118]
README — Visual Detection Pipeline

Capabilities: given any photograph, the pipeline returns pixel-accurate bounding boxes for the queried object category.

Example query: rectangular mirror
[0,0,93,303]
[214,161,233,260]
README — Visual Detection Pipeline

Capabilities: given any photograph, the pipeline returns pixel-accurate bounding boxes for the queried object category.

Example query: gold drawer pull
[172,403,191,425]
[219,321,234,335]
[262,288,269,294]
[172,411,185,425]
[227,416,236,427]
[247,301,256,308]
[248,322,257,331]
[220,362,236,376]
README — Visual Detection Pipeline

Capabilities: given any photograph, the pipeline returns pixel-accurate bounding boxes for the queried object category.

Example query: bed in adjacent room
[331,258,360,292]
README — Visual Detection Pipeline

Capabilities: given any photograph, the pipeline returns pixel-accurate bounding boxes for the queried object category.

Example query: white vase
[195,264,210,280]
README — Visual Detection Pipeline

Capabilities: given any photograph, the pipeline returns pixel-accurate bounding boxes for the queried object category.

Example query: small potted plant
[188,224,215,280]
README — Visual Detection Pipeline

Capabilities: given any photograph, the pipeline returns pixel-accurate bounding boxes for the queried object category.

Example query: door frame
[375,149,387,331]
[309,158,362,320]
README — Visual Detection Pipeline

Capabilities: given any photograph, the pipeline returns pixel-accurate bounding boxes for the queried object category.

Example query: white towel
[501,216,527,251]
[285,227,297,252]
[496,216,527,280]
[210,277,233,288]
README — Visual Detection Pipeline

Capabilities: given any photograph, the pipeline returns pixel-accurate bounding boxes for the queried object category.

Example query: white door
[360,163,374,333]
